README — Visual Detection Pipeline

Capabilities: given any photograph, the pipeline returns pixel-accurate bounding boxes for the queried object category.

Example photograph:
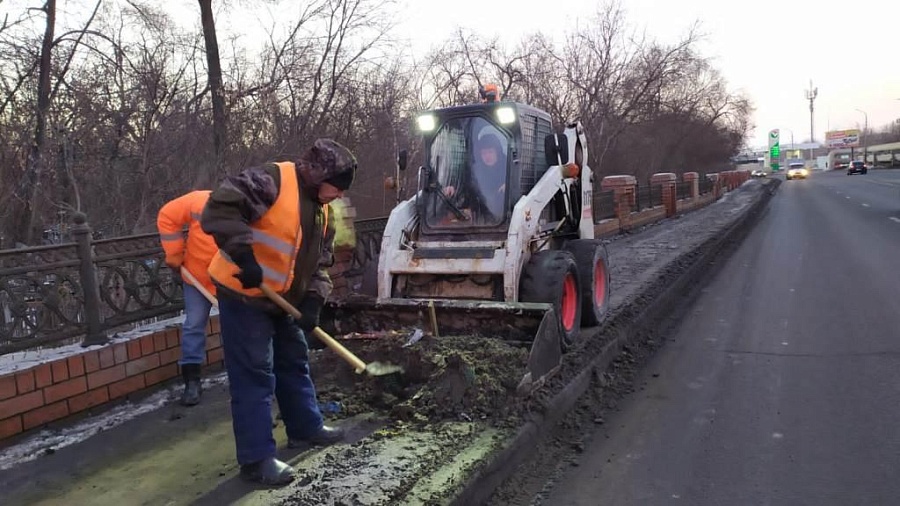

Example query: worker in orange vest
[201,138,357,487]
[480,83,499,103]
[157,190,218,406]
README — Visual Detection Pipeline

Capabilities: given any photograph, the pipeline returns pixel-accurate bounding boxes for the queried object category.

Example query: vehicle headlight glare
[496,107,516,124]
[416,114,436,132]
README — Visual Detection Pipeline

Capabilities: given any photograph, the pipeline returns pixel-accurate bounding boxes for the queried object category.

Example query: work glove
[295,294,325,333]
[231,248,263,289]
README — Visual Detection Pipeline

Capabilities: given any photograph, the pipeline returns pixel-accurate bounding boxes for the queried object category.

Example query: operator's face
[479,147,499,166]
[317,181,345,204]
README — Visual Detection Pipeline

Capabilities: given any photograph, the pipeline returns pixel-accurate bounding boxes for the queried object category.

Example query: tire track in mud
[453,180,780,505]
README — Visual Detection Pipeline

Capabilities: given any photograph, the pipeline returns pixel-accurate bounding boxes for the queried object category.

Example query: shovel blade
[365,361,405,376]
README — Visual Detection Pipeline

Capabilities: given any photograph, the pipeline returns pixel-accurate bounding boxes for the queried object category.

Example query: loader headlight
[416,114,436,132]
[496,107,516,125]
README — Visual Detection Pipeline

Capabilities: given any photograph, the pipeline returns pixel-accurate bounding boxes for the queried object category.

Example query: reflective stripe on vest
[159,231,184,242]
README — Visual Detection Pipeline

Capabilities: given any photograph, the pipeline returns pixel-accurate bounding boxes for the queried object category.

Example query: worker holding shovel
[157,190,219,406]
[201,138,357,487]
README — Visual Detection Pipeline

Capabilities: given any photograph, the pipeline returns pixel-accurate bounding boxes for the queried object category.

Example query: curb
[450,179,781,505]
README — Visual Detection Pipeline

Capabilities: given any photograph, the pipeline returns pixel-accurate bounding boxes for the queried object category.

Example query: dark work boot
[239,457,295,487]
[180,363,202,406]
[288,425,345,448]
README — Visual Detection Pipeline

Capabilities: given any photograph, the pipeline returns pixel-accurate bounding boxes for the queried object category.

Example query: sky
[394,0,900,150]
[5,0,898,150]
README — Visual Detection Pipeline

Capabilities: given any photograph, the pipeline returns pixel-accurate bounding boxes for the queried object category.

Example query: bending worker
[201,138,357,487]
[157,190,218,406]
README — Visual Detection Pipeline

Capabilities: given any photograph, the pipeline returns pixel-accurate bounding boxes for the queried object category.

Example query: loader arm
[504,165,572,301]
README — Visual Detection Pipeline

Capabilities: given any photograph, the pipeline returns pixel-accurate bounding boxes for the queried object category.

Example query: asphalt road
[540,169,900,506]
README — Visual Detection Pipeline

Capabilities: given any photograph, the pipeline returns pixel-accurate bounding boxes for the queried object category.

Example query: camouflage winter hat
[297,138,358,191]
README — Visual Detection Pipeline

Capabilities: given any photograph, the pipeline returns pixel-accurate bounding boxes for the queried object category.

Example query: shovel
[259,284,403,377]
[180,267,219,307]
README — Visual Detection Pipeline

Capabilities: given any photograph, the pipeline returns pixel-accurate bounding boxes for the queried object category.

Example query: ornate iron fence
[633,183,662,212]
[593,190,617,221]
[699,176,714,195]
[0,215,181,355]
[1,214,391,355]
[676,181,692,200]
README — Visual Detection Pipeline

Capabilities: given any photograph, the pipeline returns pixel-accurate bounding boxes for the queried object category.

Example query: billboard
[826,129,860,149]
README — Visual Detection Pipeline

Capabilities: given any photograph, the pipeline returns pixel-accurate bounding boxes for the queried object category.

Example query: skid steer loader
[323,96,610,393]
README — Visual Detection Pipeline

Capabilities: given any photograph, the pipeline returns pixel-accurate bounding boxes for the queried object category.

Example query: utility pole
[805,80,818,162]
[856,108,868,164]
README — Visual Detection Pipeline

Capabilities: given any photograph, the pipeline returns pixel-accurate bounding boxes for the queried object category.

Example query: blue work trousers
[218,294,324,465]
[180,282,212,365]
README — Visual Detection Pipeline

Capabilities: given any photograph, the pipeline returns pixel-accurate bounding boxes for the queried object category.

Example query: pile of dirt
[309,333,531,426]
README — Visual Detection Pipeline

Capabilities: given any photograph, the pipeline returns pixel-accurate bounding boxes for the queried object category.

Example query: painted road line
[890,217,900,224]
[862,203,870,207]
[864,179,900,188]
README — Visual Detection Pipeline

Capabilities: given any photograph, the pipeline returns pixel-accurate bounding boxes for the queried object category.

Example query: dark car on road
[847,161,868,175]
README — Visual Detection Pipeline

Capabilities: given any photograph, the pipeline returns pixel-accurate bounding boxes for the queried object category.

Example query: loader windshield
[424,117,509,229]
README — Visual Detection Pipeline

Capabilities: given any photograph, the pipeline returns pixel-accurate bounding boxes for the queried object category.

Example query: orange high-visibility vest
[207,162,329,297]
[157,190,218,295]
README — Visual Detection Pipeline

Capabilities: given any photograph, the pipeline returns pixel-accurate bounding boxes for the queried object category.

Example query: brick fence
[0,316,222,440]
[0,169,751,443]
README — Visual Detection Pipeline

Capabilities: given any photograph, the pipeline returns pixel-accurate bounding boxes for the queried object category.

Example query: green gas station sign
[769,129,780,171]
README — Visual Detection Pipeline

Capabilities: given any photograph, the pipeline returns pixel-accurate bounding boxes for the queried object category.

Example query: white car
[751,169,766,178]
[786,163,808,180]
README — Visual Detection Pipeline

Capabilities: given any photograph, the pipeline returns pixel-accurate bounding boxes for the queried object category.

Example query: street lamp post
[782,128,795,158]
[856,108,868,164]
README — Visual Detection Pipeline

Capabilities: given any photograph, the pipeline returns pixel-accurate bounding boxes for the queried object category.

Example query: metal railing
[699,176,714,195]
[0,214,393,355]
[676,181,692,200]
[593,190,617,221]
[1,215,181,355]
[633,183,662,212]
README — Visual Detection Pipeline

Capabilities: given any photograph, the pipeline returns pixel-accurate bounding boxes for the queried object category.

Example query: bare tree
[557,1,701,173]
[197,0,228,183]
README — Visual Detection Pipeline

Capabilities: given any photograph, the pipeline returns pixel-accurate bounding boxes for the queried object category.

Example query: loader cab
[415,102,553,240]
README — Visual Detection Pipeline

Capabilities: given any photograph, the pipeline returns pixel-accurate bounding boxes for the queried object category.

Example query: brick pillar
[601,175,637,231]
[707,173,721,198]
[718,171,729,191]
[650,172,677,217]
[683,172,699,199]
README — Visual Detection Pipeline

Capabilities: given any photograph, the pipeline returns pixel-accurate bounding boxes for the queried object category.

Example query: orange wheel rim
[561,273,577,330]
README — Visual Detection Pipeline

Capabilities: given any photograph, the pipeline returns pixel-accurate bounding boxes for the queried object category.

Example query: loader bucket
[319,297,564,395]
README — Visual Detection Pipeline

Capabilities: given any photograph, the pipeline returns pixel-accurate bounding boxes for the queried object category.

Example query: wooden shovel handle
[180,267,218,308]
[259,284,367,374]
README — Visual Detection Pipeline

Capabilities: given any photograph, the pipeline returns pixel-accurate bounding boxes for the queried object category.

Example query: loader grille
[519,113,552,194]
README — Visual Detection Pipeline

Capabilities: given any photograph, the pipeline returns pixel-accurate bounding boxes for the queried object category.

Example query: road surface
[538,170,900,505]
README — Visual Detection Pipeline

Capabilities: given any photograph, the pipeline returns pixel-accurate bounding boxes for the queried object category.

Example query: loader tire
[520,250,582,349]
[566,239,610,327]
